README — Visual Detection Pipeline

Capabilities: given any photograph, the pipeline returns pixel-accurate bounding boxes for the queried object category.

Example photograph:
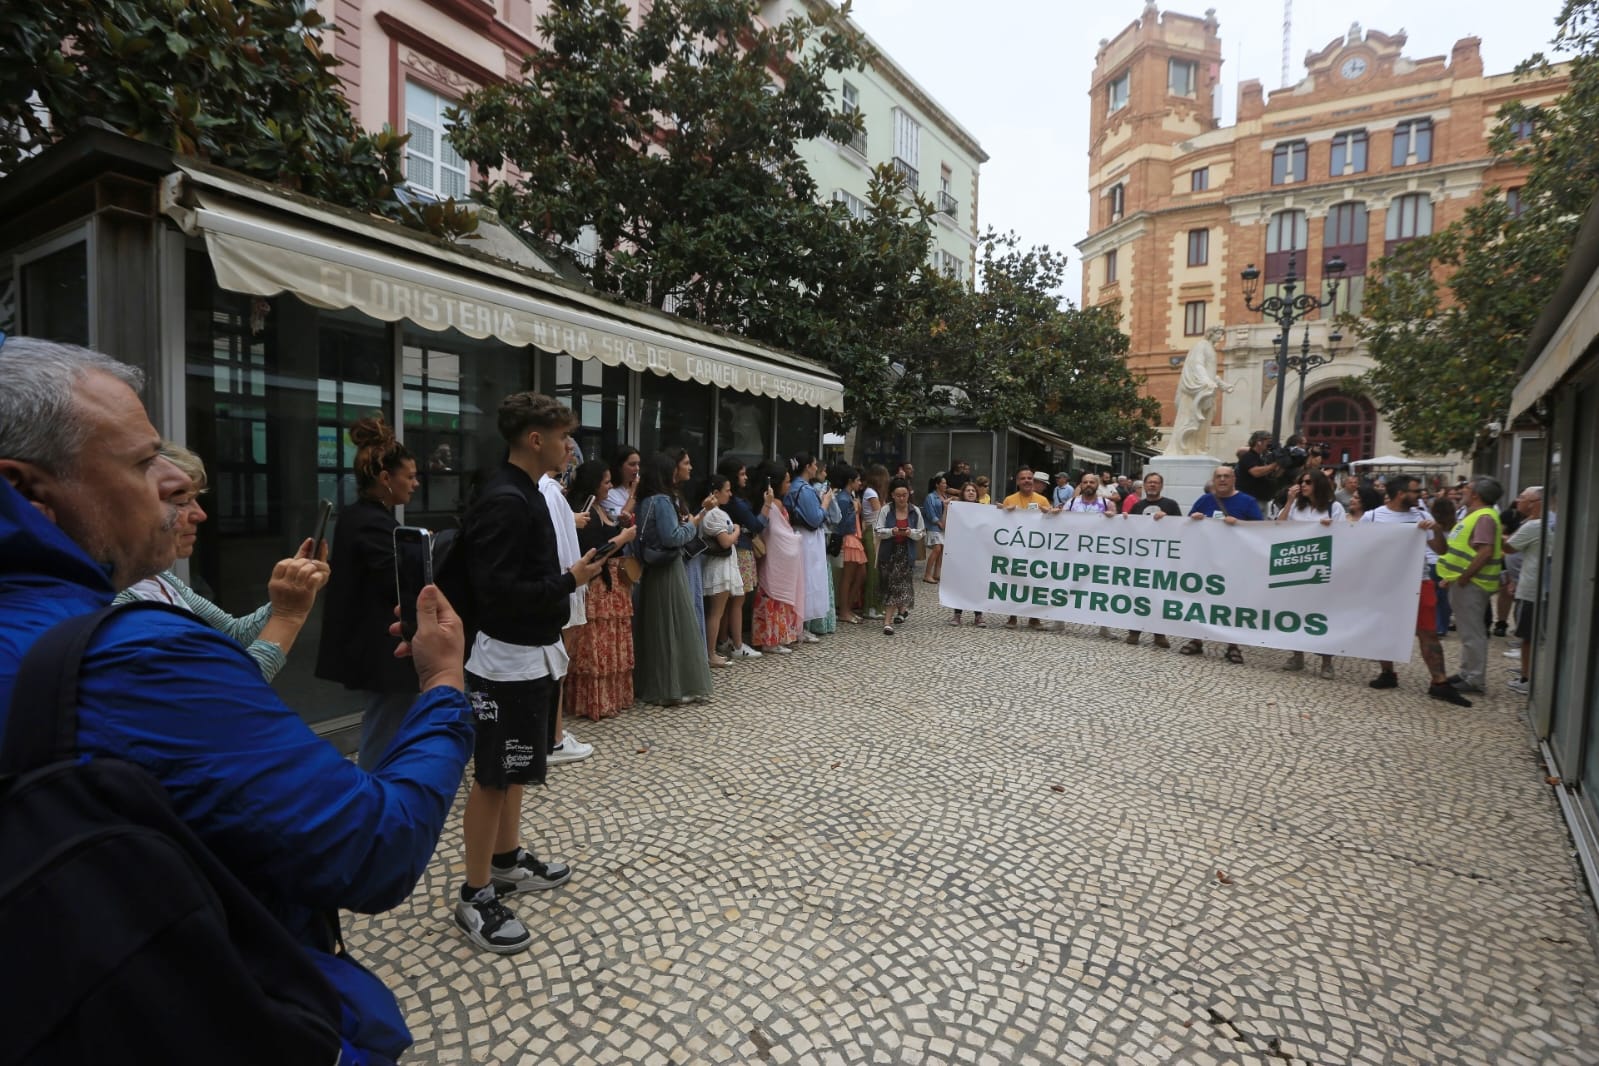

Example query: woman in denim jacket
[634,453,713,705]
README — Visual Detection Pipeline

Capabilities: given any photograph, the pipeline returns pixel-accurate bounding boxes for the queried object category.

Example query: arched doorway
[1302,390,1377,464]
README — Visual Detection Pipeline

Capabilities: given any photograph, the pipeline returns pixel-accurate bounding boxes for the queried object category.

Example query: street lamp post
[1240,250,1345,447]
[1291,323,1342,434]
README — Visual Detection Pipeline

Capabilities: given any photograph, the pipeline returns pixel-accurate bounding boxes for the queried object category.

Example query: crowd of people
[0,330,1542,1065]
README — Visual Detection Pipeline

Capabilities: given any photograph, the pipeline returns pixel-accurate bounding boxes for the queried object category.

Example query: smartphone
[580,495,596,514]
[393,526,434,641]
[591,538,625,563]
[310,498,334,550]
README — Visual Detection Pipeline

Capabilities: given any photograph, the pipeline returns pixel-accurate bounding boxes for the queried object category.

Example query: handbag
[826,532,844,557]
[620,556,643,586]
[637,498,679,567]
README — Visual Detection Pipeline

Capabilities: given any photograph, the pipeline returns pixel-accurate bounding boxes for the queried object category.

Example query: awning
[1014,422,1113,467]
[158,164,844,412]
[1511,260,1599,418]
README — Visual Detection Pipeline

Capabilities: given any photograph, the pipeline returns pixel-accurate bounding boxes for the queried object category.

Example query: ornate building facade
[1077,3,1566,464]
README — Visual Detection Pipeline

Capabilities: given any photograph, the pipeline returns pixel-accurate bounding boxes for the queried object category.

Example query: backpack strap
[1,602,189,776]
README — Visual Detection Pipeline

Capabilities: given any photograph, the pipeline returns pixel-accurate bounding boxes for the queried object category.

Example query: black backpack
[0,604,343,1066]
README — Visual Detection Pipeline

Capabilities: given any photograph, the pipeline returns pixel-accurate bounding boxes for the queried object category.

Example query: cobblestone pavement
[348,611,1599,1065]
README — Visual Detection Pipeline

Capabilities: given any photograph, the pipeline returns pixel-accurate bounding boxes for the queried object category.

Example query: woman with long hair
[861,463,889,619]
[832,463,866,624]
[603,446,641,521]
[718,456,767,658]
[875,477,924,635]
[634,452,714,704]
[786,453,834,642]
[922,472,948,583]
[315,413,422,769]
[118,442,328,680]
[751,463,806,654]
[1277,468,1344,677]
[698,472,743,668]
[946,481,986,627]
[565,459,638,719]
[664,447,708,646]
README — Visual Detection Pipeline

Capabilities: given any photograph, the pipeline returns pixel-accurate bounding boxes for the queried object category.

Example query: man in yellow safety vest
[1428,476,1504,693]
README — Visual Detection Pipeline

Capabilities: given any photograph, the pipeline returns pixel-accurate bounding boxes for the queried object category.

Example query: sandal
[1178,639,1203,656]
[1224,645,1245,664]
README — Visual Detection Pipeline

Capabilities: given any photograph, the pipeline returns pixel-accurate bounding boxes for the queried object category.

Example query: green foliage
[0,0,404,214]
[450,0,870,313]
[1357,1,1597,454]
[908,233,1161,448]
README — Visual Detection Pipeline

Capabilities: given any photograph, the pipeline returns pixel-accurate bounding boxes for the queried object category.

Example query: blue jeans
[358,689,417,771]
[1430,565,1452,635]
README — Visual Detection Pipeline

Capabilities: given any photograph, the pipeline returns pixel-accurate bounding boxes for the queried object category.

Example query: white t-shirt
[539,473,586,629]
[1507,519,1544,602]
[1067,496,1108,514]
[602,486,631,520]
[1361,503,1433,579]
[861,487,881,520]
[1285,501,1346,523]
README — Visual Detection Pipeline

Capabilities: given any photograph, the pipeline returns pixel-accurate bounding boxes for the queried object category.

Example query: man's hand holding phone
[389,586,466,693]
[269,538,331,621]
[569,548,605,586]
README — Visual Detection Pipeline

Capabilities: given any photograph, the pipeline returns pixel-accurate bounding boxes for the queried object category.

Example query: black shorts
[1515,599,1535,641]
[466,672,560,789]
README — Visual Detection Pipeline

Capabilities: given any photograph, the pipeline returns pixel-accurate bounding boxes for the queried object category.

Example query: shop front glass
[639,372,713,471]
[185,257,387,725]
[401,327,538,530]
[538,351,630,471]
[774,399,821,465]
[719,392,773,468]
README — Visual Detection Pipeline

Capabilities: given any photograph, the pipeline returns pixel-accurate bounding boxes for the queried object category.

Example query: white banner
[939,507,1423,661]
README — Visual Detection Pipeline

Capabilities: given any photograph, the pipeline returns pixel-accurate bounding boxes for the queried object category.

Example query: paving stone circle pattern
[347,612,1599,1065]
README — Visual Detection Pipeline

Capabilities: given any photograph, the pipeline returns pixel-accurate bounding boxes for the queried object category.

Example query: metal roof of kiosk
[1014,422,1113,467]
[158,162,844,413]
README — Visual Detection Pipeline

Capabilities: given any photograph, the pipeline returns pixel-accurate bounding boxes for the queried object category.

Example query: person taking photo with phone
[316,414,423,770]
[120,441,328,681]
[565,459,638,721]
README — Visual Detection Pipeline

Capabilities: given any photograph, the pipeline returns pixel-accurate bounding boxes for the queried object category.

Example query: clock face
[1340,56,1368,80]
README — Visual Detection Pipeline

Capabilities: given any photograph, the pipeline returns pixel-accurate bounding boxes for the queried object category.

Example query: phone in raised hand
[310,498,334,552]
[393,526,434,641]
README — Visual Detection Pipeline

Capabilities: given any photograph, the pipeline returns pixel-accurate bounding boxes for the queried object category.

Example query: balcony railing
[846,128,867,158]
[892,157,919,190]
[937,190,958,217]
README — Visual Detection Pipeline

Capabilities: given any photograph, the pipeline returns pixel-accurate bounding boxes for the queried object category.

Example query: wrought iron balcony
[892,157,919,190]
[937,190,958,217]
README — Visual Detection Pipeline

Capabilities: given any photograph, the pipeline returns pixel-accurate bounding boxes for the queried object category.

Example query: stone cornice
[1223,160,1492,223]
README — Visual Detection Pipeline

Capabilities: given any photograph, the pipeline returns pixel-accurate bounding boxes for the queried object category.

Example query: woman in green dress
[634,452,715,705]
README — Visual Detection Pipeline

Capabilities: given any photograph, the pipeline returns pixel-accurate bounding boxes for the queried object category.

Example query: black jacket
[465,464,576,647]
[315,497,418,693]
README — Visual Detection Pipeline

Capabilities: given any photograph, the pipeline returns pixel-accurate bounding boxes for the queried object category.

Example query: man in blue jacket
[0,337,474,1066]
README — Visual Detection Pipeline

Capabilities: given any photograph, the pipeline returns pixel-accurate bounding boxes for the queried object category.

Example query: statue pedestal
[1143,454,1222,514]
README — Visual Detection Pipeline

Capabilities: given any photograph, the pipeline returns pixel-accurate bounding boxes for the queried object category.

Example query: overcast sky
[843,0,1571,299]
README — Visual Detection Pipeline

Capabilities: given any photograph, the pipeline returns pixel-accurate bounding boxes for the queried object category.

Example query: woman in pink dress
[751,463,805,654]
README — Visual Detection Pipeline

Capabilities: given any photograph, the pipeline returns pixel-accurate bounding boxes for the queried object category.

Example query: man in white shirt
[1503,486,1545,695]
[538,445,595,766]
[1363,475,1470,706]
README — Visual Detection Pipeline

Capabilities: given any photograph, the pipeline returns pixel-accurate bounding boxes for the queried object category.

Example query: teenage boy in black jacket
[454,392,603,954]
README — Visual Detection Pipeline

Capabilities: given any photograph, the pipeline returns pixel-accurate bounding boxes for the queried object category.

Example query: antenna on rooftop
[1281,0,1292,88]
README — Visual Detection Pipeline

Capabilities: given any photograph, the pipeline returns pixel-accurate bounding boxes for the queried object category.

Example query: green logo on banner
[1268,535,1333,588]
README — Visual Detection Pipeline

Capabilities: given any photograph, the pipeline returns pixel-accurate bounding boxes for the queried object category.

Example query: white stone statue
[1167,333,1235,456]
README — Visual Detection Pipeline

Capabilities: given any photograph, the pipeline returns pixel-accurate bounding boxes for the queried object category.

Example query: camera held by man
[1235,431,1330,503]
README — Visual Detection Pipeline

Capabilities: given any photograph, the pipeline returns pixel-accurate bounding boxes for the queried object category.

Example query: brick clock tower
[1078,4,1561,474]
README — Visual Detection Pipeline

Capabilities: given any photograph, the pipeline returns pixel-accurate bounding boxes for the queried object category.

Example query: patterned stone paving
[347,610,1599,1064]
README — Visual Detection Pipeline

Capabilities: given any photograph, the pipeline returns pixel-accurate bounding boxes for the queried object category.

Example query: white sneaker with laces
[733,644,763,658]
[548,730,594,766]
[1507,677,1531,694]
[800,631,820,644]
[455,886,532,955]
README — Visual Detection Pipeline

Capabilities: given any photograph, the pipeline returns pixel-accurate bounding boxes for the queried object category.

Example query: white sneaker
[1507,677,1531,695]
[800,631,821,644]
[732,644,762,658]
[768,645,792,654]
[548,730,594,766]
[1502,648,1523,658]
